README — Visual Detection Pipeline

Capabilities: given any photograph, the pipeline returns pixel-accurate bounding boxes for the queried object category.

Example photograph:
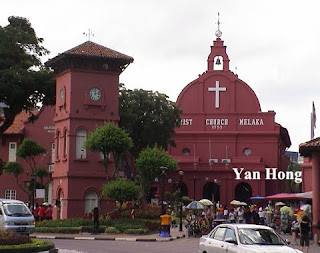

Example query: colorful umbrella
[280,206,294,216]
[186,201,205,210]
[199,199,214,206]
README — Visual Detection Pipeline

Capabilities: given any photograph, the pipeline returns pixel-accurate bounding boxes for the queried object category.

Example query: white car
[199,224,303,253]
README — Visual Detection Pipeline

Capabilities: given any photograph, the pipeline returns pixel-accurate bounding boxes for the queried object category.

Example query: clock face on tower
[89,88,102,101]
[59,88,64,100]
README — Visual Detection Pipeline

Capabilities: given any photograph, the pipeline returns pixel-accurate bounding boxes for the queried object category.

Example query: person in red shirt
[33,204,40,221]
[39,205,47,221]
[45,205,53,220]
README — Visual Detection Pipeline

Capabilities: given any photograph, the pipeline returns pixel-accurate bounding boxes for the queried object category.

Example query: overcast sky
[1,0,320,152]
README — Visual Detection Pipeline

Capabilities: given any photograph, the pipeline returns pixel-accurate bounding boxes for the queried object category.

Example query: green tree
[85,122,133,180]
[284,162,302,193]
[135,146,177,202]
[119,85,181,158]
[16,138,46,175]
[35,167,50,185]
[0,16,55,134]
[15,138,47,208]
[102,179,139,212]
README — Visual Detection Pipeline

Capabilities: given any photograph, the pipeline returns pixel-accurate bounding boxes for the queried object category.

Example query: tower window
[63,128,68,158]
[182,148,191,156]
[243,148,252,156]
[213,56,223,70]
[76,129,87,159]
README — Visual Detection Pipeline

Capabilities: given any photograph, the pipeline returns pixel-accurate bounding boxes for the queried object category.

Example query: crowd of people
[182,201,311,250]
[32,203,53,221]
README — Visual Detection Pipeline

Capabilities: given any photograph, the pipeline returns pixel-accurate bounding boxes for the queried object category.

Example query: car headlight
[5,221,15,226]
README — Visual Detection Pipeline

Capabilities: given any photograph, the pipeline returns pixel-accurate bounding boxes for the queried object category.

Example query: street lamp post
[155,166,168,215]
[179,170,184,232]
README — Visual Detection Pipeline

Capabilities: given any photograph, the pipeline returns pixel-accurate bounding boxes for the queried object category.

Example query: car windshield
[3,203,32,216]
[238,228,285,245]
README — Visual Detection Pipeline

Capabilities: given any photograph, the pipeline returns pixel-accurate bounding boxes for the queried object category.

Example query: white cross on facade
[208,81,227,108]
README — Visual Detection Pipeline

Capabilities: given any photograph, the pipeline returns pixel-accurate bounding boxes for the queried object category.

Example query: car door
[223,228,239,253]
[205,227,227,253]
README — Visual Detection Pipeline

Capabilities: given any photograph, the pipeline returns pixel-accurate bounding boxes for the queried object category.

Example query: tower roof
[45,41,134,73]
[63,41,134,62]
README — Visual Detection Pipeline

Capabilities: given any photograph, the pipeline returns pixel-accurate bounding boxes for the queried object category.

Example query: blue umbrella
[250,196,265,200]
[186,201,205,210]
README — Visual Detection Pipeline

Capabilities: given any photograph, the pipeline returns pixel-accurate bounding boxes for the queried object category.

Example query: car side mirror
[225,237,237,244]
[285,239,290,245]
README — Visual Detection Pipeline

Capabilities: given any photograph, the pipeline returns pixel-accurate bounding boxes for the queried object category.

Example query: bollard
[160,214,171,237]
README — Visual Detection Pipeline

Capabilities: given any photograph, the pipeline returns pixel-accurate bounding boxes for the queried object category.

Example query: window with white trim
[5,189,16,200]
[8,142,17,162]
[76,129,87,159]
[84,191,98,214]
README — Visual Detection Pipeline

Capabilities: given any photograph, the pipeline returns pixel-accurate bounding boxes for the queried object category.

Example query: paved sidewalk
[30,227,186,242]
[281,234,320,253]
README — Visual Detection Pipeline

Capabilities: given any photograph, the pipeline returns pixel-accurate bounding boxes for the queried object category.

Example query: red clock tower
[46,41,133,219]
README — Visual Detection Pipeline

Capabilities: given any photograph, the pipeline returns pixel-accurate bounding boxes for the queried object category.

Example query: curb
[30,234,185,242]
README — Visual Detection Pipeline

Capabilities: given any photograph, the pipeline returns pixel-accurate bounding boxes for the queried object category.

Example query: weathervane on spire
[83,29,94,41]
[215,12,222,38]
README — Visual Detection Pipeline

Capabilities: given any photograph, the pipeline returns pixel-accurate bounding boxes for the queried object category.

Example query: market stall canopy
[265,192,312,200]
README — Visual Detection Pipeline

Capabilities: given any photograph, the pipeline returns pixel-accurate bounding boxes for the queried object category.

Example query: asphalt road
[46,237,200,253]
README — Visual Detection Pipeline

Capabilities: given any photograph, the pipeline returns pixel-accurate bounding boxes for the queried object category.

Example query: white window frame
[76,129,87,159]
[4,189,16,200]
[8,142,17,162]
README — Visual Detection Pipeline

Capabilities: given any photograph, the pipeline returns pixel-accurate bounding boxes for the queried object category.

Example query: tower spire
[215,12,222,38]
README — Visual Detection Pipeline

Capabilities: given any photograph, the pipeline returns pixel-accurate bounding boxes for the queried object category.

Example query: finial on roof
[83,29,94,41]
[215,12,222,38]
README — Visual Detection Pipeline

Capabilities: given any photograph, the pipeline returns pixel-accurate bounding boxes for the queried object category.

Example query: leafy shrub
[36,218,92,227]
[0,239,54,253]
[0,230,30,246]
[135,204,161,219]
[35,227,81,234]
[123,228,148,234]
[144,221,160,232]
[105,227,120,234]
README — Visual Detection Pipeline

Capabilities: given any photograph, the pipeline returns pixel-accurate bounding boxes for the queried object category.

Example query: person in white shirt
[237,206,244,223]
[229,209,236,223]
[258,207,265,225]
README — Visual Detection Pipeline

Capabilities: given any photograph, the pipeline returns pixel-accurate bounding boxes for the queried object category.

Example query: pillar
[312,152,320,237]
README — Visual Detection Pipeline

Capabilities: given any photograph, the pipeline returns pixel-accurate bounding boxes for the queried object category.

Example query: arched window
[213,56,223,70]
[76,129,87,159]
[56,131,60,160]
[182,148,191,156]
[84,191,98,214]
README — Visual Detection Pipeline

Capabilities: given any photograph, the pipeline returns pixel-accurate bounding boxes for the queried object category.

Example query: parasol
[230,200,241,205]
[199,199,214,206]
[186,201,205,210]
[275,202,285,206]
[240,202,247,206]
[280,206,294,216]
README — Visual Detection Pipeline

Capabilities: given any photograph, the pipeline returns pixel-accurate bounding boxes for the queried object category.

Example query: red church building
[168,30,291,206]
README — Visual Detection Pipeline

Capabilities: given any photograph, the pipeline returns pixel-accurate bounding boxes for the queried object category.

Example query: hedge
[35,218,161,234]
[0,239,54,253]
